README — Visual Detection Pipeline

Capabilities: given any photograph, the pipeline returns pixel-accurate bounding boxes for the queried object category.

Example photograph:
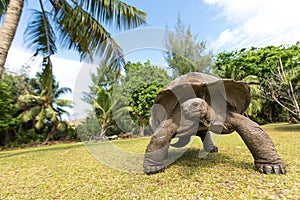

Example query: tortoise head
[181,98,215,127]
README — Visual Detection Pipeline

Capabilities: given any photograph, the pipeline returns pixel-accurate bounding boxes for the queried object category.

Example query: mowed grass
[0,123,299,199]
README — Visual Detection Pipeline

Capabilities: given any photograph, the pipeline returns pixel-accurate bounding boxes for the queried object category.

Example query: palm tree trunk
[0,0,24,80]
[45,123,57,143]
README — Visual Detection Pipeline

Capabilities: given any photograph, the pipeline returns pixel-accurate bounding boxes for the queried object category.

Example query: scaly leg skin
[143,118,178,175]
[229,113,286,175]
[197,131,218,153]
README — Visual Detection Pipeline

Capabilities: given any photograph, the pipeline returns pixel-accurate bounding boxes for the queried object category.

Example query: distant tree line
[1,12,299,147]
[0,0,146,147]
[79,16,299,142]
[0,67,76,148]
[213,43,300,123]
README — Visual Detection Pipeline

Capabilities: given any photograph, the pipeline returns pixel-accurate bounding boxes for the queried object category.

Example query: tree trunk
[0,0,24,80]
[45,124,57,143]
[139,124,145,137]
[286,110,289,122]
[269,106,273,123]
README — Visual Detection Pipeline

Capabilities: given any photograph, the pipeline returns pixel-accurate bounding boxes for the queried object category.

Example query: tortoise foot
[209,146,218,153]
[198,146,218,158]
[202,145,218,153]
[144,165,165,175]
[255,163,286,175]
[143,154,166,175]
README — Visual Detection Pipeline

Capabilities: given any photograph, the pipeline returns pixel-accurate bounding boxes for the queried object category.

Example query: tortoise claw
[255,163,286,175]
[209,146,218,153]
[144,165,165,175]
[279,164,286,174]
[264,166,272,174]
[273,166,280,175]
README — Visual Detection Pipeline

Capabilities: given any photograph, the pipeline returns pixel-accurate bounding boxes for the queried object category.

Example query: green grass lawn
[0,123,299,199]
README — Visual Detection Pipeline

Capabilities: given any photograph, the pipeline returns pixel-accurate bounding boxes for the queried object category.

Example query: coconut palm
[0,0,146,80]
[17,60,73,142]
[0,0,24,80]
[83,75,129,137]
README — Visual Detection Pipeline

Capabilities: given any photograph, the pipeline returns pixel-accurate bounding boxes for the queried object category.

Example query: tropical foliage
[81,63,123,138]
[0,0,146,79]
[119,61,171,136]
[213,42,300,122]
[0,66,74,147]
[164,16,213,78]
[17,64,73,142]
[0,0,146,147]
[82,61,171,138]
[0,81,18,142]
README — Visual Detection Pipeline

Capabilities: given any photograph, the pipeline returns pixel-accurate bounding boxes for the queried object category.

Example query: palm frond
[55,99,73,107]
[18,94,44,110]
[54,1,124,71]
[35,107,45,129]
[46,104,58,122]
[0,0,8,20]
[40,56,54,96]
[53,86,72,98]
[78,0,146,31]
[113,105,132,118]
[56,107,70,116]
[20,105,42,122]
[24,9,57,56]
[92,98,106,114]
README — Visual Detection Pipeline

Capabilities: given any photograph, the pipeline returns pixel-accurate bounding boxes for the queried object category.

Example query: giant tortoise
[143,72,286,175]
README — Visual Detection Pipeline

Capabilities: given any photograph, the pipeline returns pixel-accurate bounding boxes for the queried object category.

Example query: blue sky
[8,0,300,66]
[5,0,300,119]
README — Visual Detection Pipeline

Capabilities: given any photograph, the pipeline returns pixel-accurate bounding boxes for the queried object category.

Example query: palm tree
[0,0,146,80]
[0,0,24,80]
[90,86,121,136]
[82,65,130,137]
[17,62,73,142]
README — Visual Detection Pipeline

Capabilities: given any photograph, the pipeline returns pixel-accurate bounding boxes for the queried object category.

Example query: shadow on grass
[0,143,84,159]
[272,123,300,132]
[170,148,254,175]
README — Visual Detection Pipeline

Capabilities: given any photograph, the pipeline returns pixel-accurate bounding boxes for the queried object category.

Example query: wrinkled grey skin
[143,72,286,175]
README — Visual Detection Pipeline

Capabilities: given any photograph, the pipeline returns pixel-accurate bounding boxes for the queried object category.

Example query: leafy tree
[0,67,40,146]
[0,81,18,145]
[213,43,300,121]
[129,83,163,136]
[0,0,146,80]
[164,16,212,78]
[120,61,171,136]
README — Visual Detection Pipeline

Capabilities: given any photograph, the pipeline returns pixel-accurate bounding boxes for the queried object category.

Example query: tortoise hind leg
[197,131,218,153]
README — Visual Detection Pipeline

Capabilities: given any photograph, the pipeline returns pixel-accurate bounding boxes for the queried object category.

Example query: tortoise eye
[191,102,199,107]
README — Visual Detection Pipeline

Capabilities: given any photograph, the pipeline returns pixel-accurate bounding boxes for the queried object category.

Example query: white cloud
[6,47,84,120]
[6,47,82,91]
[204,0,300,51]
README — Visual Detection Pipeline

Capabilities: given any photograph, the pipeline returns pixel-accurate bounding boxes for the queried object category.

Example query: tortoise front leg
[197,131,218,153]
[143,118,178,174]
[228,112,286,174]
